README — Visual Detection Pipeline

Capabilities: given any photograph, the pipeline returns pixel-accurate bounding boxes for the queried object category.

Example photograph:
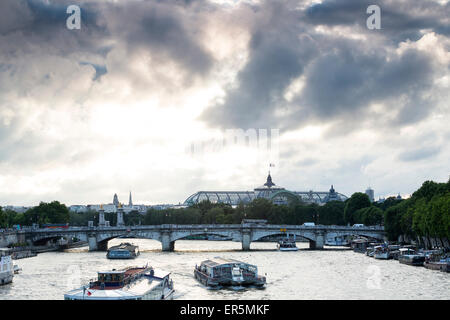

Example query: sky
[0,0,449,206]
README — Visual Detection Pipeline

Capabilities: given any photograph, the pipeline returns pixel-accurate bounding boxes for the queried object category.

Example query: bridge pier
[88,236,98,251]
[161,233,175,252]
[242,230,251,251]
[88,236,108,251]
[309,232,325,250]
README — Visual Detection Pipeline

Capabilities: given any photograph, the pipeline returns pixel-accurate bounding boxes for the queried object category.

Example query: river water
[1,239,449,300]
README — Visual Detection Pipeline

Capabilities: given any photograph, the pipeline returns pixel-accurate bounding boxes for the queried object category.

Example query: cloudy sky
[0,0,449,206]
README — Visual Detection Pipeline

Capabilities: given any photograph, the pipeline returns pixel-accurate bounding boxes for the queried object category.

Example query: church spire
[264,171,275,188]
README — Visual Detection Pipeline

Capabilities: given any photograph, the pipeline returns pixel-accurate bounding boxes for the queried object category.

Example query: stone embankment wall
[0,231,18,247]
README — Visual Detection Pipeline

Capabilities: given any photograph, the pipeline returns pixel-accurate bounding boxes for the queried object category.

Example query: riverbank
[352,240,450,273]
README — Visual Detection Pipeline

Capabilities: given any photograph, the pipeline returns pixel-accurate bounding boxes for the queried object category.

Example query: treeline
[1,178,448,244]
[383,179,450,242]
[0,201,70,228]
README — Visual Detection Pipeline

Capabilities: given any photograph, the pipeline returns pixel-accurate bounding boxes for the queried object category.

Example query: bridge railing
[26,224,384,233]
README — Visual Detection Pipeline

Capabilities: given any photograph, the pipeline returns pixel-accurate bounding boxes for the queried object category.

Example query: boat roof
[201,258,249,268]
[98,266,148,275]
[108,243,137,250]
[66,269,171,299]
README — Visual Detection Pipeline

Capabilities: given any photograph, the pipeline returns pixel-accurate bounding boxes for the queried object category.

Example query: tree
[344,193,371,225]
[318,201,345,225]
[246,198,274,221]
[23,201,69,225]
[0,207,6,228]
[354,206,383,226]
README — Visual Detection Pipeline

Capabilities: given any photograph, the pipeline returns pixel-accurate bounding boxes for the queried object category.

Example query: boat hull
[399,255,425,266]
[424,261,450,273]
[374,253,390,259]
[0,271,13,285]
[278,247,299,251]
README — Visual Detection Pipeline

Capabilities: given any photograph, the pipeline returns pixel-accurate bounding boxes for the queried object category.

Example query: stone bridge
[23,224,386,252]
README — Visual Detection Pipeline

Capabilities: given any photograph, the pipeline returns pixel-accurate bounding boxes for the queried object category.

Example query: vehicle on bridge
[242,219,268,225]
[42,223,69,229]
[106,243,140,259]
[194,258,266,288]
[303,222,315,227]
[64,264,174,300]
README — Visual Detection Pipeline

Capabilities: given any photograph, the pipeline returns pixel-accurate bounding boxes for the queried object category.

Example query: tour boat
[374,245,390,259]
[351,238,369,253]
[396,248,416,259]
[64,264,174,300]
[399,254,425,266]
[424,259,450,273]
[277,239,299,251]
[194,257,266,287]
[106,243,139,259]
[0,248,14,285]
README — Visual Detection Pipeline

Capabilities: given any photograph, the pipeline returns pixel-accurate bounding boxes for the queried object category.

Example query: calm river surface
[1,239,449,300]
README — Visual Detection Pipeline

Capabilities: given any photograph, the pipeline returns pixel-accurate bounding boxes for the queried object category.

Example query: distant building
[113,194,119,206]
[376,197,386,204]
[69,205,88,213]
[365,187,375,202]
[128,191,133,206]
[184,173,348,206]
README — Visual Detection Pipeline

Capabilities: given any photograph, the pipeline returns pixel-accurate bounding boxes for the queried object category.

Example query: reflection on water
[1,238,449,300]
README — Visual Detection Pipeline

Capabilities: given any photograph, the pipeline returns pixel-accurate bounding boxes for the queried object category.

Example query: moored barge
[399,254,425,266]
[106,243,140,259]
[194,258,266,287]
[374,245,390,259]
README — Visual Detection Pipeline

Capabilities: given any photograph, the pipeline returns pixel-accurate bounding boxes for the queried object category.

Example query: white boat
[0,248,14,285]
[106,243,140,259]
[277,234,299,251]
[64,264,174,300]
[374,245,390,259]
[277,239,299,251]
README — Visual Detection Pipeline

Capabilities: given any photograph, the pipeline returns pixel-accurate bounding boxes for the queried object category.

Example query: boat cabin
[198,258,258,279]
[398,248,415,256]
[90,267,150,289]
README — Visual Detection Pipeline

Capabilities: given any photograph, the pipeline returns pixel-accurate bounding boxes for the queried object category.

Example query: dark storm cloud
[303,0,450,41]
[0,0,214,76]
[200,0,449,134]
[398,145,442,162]
[105,1,214,76]
[201,1,318,129]
[293,45,435,126]
[0,0,108,56]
